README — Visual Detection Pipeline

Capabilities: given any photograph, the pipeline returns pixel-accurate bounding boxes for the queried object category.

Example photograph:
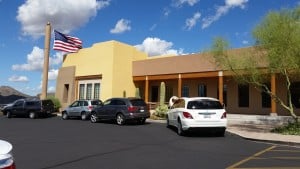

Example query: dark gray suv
[90,97,150,125]
[61,99,103,120]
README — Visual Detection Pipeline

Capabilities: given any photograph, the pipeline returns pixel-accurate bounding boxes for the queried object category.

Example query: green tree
[211,7,300,122]
[47,96,61,112]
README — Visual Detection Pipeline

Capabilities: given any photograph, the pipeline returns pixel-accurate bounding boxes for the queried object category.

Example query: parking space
[227,145,300,169]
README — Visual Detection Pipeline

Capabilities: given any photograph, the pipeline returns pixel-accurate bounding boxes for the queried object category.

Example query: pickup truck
[2,98,55,119]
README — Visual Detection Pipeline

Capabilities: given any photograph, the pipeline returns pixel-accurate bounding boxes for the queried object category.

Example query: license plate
[204,114,211,118]
[140,109,144,112]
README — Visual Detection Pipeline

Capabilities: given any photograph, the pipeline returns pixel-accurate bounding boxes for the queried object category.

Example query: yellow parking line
[231,167,300,169]
[250,156,300,160]
[271,149,300,153]
[226,145,277,169]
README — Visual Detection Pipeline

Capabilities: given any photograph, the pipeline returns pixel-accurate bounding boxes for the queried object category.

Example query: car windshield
[187,99,223,109]
[130,99,146,106]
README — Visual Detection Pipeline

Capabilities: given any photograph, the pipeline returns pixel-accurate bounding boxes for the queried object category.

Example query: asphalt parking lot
[0,115,299,169]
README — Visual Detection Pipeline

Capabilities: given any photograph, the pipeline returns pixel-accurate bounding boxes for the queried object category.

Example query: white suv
[166,97,227,136]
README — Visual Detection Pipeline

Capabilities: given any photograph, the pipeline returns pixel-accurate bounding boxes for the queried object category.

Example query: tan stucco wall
[58,40,147,102]
[55,66,76,109]
[111,41,147,98]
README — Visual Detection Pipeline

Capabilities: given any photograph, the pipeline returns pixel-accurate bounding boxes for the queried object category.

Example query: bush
[271,122,300,135]
[47,96,61,112]
[154,104,168,119]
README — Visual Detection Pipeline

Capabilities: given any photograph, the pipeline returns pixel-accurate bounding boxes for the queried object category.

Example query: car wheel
[81,112,87,120]
[29,112,36,119]
[6,111,12,118]
[177,120,185,136]
[217,129,226,137]
[62,112,68,120]
[116,113,125,125]
[90,113,98,123]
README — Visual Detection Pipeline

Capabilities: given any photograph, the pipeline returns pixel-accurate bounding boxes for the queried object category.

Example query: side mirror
[222,103,226,109]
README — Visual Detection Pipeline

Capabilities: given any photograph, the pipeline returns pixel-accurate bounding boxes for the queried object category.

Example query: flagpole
[41,22,51,99]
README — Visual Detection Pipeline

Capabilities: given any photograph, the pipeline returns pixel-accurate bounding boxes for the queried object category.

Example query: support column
[178,74,182,97]
[145,76,149,103]
[218,71,224,103]
[41,22,51,100]
[271,73,277,115]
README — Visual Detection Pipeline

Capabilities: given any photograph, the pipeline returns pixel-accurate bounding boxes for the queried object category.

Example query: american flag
[53,30,82,53]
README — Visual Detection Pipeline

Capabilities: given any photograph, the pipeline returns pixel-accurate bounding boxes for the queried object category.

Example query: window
[15,101,24,107]
[86,83,92,99]
[79,84,85,100]
[63,84,69,103]
[78,79,101,100]
[223,84,227,106]
[187,100,223,109]
[166,86,173,102]
[261,84,271,108]
[198,84,207,97]
[182,85,189,97]
[291,82,300,108]
[151,86,159,102]
[238,84,249,107]
[83,101,88,106]
[94,83,100,99]
[71,101,79,107]
[111,99,126,106]
[173,99,185,108]
[103,99,112,106]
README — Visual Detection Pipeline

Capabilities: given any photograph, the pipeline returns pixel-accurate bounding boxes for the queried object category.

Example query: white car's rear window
[187,100,223,109]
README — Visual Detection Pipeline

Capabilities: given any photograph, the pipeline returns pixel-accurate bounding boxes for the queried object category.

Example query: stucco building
[55,40,300,116]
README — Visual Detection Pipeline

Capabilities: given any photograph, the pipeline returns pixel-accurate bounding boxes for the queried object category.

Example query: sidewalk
[226,114,300,146]
[226,124,300,146]
[149,114,300,147]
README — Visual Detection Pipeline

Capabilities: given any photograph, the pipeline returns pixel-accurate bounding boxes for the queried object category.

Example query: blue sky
[0,0,298,96]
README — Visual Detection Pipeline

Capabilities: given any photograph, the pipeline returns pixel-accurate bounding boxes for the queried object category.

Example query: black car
[2,98,55,119]
[90,97,150,125]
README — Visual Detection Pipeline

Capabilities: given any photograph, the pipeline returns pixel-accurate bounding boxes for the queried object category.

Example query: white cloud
[48,86,56,93]
[37,81,55,92]
[135,37,184,56]
[163,8,171,17]
[172,0,200,8]
[225,0,248,8]
[185,12,201,30]
[16,0,110,38]
[50,52,64,65]
[150,24,157,31]
[12,46,64,72]
[202,0,248,29]
[12,46,44,71]
[8,75,29,82]
[242,40,249,45]
[48,69,59,80]
[110,19,131,34]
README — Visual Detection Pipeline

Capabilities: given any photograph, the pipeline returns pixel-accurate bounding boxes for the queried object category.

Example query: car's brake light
[1,163,16,169]
[221,112,226,119]
[88,106,93,111]
[128,106,138,112]
[183,112,193,119]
